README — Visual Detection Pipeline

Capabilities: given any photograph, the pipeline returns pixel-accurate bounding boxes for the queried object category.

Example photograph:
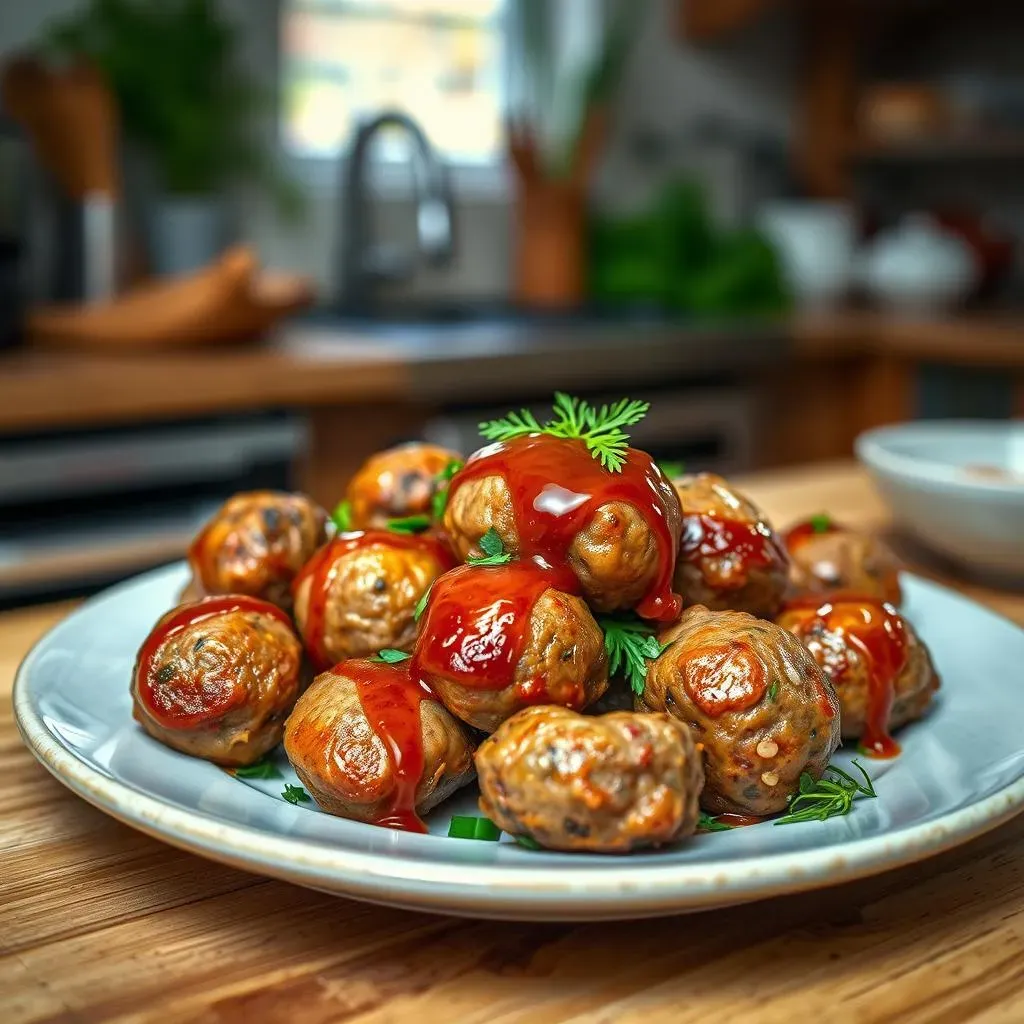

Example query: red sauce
[680,513,788,587]
[136,595,291,730]
[449,436,681,621]
[412,561,577,694]
[293,531,455,671]
[344,659,429,833]
[780,593,908,758]
[715,813,766,828]
[679,637,768,716]
[783,517,840,552]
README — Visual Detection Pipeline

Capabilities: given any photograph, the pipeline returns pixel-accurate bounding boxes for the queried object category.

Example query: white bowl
[856,421,1024,579]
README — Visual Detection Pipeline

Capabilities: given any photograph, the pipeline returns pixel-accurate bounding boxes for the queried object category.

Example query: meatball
[411,561,608,732]
[345,442,462,530]
[784,516,902,605]
[640,604,840,816]
[477,706,704,853]
[672,472,789,619]
[293,531,455,672]
[283,658,475,831]
[132,595,302,766]
[777,593,938,757]
[443,435,683,620]
[187,491,329,611]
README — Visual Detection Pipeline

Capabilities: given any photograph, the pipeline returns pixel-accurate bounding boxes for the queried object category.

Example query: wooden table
[4,463,1024,1024]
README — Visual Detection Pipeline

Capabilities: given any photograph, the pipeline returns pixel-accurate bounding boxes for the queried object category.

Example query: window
[281,0,505,166]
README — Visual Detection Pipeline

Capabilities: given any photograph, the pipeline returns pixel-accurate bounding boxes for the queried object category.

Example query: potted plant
[45,0,301,276]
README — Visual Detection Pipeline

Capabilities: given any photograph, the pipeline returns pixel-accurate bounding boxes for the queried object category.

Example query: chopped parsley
[281,783,311,805]
[598,615,664,696]
[467,527,513,567]
[234,758,283,780]
[373,648,411,664]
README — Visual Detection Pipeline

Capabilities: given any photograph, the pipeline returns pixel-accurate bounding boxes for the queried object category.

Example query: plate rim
[13,565,1024,919]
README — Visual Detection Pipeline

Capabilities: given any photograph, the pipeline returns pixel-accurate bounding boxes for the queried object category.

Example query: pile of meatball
[131,433,939,854]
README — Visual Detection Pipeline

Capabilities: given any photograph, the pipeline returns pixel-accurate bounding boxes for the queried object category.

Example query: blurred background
[0,0,1022,606]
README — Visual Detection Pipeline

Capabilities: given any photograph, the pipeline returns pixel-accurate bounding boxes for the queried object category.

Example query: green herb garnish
[698,812,732,833]
[513,834,543,850]
[448,815,502,841]
[387,514,431,535]
[767,680,779,702]
[414,583,432,623]
[331,499,353,532]
[467,527,513,566]
[599,615,664,696]
[658,460,686,479]
[479,392,650,473]
[374,648,411,664]
[234,758,283,780]
[281,783,311,805]
[810,512,832,534]
[431,458,464,521]
[774,760,876,825]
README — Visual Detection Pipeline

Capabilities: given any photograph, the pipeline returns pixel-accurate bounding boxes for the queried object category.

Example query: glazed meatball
[777,593,938,757]
[443,435,683,620]
[784,515,902,605]
[477,706,704,853]
[186,491,329,611]
[640,604,840,816]
[411,561,608,732]
[672,472,789,619]
[132,595,302,766]
[293,531,455,671]
[284,658,475,831]
[345,442,462,530]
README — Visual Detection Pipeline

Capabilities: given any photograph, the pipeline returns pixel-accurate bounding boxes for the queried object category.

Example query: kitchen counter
[4,462,1024,1024]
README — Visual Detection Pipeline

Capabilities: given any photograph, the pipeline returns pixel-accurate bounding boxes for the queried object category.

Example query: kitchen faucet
[336,110,455,314]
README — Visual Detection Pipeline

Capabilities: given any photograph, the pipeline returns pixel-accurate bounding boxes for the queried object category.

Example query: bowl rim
[855,420,1024,497]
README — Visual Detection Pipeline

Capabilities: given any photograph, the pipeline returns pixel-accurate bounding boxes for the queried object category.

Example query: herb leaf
[332,499,353,532]
[282,783,311,805]
[234,758,283,780]
[478,393,650,473]
[448,815,502,841]
[467,527,513,566]
[658,460,686,479]
[414,583,432,623]
[387,514,431,535]
[431,458,464,523]
[698,812,731,832]
[810,512,832,534]
[599,615,664,696]
[775,759,877,825]
[374,648,411,664]
[767,680,779,702]
[513,834,543,850]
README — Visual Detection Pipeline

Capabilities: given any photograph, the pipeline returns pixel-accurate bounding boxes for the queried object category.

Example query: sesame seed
[761,771,780,787]
[756,739,779,758]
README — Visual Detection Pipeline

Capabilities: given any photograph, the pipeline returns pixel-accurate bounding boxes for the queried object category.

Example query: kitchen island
[3,461,1024,1024]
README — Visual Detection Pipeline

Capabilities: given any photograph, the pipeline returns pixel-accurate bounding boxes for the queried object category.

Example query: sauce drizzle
[136,595,292,730]
[344,659,429,833]
[449,435,681,621]
[680,513,788,587]
[294,531,455,671]
[781,593,908,758]
[412,561,577,694]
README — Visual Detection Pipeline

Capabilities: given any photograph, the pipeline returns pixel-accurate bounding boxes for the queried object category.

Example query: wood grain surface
[3,463,1024,1024]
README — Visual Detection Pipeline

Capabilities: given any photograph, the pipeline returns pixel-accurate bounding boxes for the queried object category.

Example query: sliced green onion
[448,815,502,841]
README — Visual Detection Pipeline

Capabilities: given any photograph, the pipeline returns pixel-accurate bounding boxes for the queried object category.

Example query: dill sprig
[478,392,650,473]
[599,615,664,696]
[775,760,877,825]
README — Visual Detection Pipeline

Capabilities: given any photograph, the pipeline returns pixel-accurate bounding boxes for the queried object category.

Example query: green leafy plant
[467,527,513,567]
[698,812,731,833]
[387,514,431,535]
[44,0,301,215]
[373,649,411,664]
[281,783,310,805]
[599,615,664,696]
[331,500,353,532]
[479,392,649,472]
[431,459,465,522]
[775,761,877,825]
[234,758,282,780]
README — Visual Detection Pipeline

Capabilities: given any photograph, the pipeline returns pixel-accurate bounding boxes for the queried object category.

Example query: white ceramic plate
[14,563,1024,921]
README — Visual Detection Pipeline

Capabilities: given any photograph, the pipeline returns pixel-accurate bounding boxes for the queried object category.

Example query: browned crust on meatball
[346,442,461,530]
[293,541,448,663]
[187,491,329,611]
[672,473,789,619]
[787,526,903,606]
[283,666,475,822]
[476,706,704,853]
[640,605,841,816]
[131,606,302,766]
[425,587,609,733]
[443,474,682,614]
[776,605,939,739]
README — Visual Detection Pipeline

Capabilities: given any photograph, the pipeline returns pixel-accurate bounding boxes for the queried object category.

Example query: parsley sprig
[599,615,665,696]
[775,760,877,825]
[479,392,650,473]
[234,758,282,780]
[432,458,465,521]
[282,783,311,805]
[386,514,431,535]
[373,648,411,664]
[331,499,353,532]
[467,527,513,567]
[698,812,732,833]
